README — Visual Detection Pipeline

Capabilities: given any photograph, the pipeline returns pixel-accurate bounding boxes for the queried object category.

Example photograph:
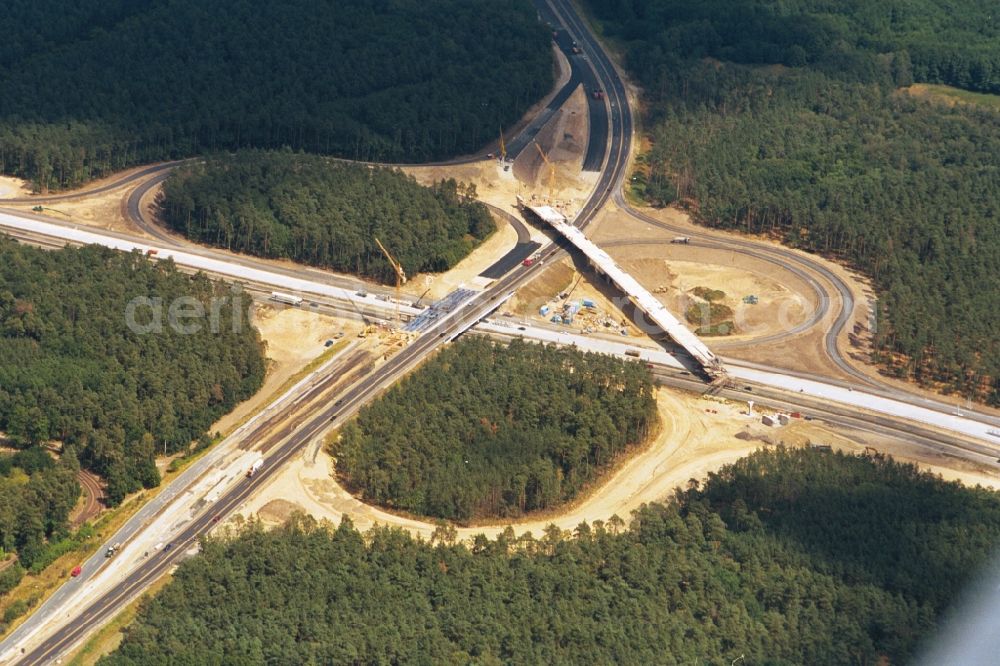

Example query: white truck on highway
[246,457,264,479]
[270,291,303,306]
[670,236,691,244]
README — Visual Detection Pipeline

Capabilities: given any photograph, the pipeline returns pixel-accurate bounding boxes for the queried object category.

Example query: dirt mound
[257,498,306,526]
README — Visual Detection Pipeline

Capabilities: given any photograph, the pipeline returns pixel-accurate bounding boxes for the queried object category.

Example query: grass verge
[906,83,1000,110]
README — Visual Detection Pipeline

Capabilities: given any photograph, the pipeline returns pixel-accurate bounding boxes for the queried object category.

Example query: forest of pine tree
[105,448,1000,664]
[335,338,658,520]
[584,0,1000,405]
[0,238,266,521]
[0,447,79,572]
[160,151,496,283]
[0,0,553,191]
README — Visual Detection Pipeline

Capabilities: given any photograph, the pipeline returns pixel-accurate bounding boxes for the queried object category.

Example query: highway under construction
[1,0,999,661]
[523,204,726,379]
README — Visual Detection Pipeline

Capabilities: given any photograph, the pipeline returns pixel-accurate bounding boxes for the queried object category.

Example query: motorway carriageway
[3,206,998,443]
[478,321,1000,446]
[0,208,421,320]
[0,337,378,663]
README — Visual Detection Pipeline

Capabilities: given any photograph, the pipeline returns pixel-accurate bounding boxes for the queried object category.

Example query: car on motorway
[70,565,82,577]
[517,326,526,331]
[212,515,221,523]
[164,543,173,551]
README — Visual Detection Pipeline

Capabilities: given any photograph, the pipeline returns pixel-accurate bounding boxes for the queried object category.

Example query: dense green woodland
[585,0,1000,404]
[336,338,657,520]
[0,0,553,191]
[0,239,266,511]
[105,449,1000,664]
[585,0,1000,93]
[161,152,496,283]
[0,447,78,570]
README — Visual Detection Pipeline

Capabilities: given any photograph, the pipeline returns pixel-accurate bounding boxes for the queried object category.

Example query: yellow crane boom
[534,141,556,201]
[375,237,407,328]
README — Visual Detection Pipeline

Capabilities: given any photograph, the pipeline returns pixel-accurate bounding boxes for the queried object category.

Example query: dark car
[164,543,173,551]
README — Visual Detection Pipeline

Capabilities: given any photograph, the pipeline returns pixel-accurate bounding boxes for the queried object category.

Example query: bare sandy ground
[506,243,815,346]
[5,189,136,235]
[586,203,863,380]
[403,215,518,300]
[616,255,812,342]
[239,385,1000,540]
[506,256,644,337]
[0,176,31,198]
[208,306,360,437]
[611,204,1000,412]
[402,79,599,234]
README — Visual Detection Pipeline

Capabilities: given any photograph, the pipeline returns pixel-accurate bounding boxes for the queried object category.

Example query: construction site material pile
[525,205,726,378]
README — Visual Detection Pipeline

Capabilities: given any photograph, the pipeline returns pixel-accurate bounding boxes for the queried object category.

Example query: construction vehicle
[375,237,407,328]
[498,128,511,171]
[358,324,377,338]
[534,142,557,201]
[246,457,264,479]
[670,236,691,244]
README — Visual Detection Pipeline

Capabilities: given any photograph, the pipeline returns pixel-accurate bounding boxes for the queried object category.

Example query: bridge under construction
[523,205,726,379]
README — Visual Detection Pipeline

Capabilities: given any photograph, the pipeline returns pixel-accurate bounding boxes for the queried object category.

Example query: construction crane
[499,127,507,163]
[375,237,407,328]
[534,142,556,201]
